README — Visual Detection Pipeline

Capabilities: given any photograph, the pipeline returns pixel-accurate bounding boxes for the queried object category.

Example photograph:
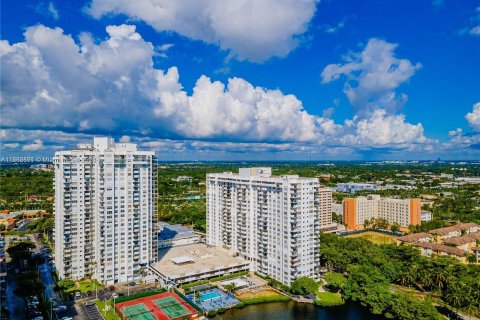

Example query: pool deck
[186,288,239,312]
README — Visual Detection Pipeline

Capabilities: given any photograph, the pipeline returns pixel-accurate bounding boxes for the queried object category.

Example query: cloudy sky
[1,0,479,160]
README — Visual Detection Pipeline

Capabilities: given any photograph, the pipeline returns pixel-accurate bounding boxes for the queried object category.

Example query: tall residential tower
[206,168,332,285]
[54,137,157,284]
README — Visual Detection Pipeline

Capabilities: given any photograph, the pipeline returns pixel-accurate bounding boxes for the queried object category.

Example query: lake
[215,300,385,320]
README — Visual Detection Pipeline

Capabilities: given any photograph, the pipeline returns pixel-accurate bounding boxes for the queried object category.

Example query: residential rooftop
[150,243,249,282]
[397,233,432,243]
[158,222,196,241]
[443,232,480,246]
[412,242,469,257]
[429,223,479,236]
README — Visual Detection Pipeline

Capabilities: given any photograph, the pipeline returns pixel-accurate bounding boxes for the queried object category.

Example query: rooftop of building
[429,223,479,236]
[412,242,469,257]
[397,233,432,243]
[207,167,322,183]
[150,243,249,280]
[443,232,480,246]
[158,223,197,241]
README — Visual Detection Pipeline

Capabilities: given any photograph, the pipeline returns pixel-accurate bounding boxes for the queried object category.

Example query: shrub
[210,271,249,282]
[181,280,209,290]
[207,310,217,317]
[217,307,226,314]
[241,296,291,305]
[115,289,166,303]
[234,302,245,308]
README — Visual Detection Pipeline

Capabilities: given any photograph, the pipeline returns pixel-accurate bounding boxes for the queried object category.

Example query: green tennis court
[122,303,156,320]
[154,296,190,319]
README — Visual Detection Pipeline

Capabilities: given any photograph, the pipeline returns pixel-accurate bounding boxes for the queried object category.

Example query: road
[4,235,27,320]
[38,258,59,303]
[5,270,26,320]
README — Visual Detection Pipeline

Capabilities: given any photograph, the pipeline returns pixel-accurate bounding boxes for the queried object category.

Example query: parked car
[53,305,67,313]
[84,301,95,307]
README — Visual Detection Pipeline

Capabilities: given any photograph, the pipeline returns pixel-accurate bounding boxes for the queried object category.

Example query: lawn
[236,289,291,305]
[314,292,344,307]
[66,279,104,293]
[346,231,397,245]
[95,299,121,320]
[236,289,285,301]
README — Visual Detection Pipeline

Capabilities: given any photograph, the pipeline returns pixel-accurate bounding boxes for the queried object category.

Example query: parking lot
[74,284,159,302]
[82,302,103,320]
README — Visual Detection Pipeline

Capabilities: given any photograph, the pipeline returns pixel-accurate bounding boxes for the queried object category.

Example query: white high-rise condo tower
[206,168,332,285]
[54,137,157,284]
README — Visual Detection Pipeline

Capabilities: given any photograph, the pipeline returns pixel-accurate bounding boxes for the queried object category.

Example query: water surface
[216,301,385,320]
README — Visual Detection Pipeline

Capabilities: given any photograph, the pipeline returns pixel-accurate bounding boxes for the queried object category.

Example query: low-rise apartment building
[429,223,480,241]
[149,243,250,286]
[343,195,421,231]
[336,183,377,194]
[443,232,480,251]
[397,223,480,263]
[157,223,201,249]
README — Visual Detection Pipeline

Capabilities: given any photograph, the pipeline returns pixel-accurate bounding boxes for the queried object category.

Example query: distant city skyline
[1,0,479,160]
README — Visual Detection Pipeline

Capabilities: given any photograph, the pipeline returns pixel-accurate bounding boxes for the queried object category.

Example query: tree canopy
[290,276,319,295]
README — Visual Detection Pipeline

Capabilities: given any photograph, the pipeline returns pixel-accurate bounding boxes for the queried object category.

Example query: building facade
[54,137,157,284]
[337,183,377,194]
[343,195,421,231]
[206,167,332,285]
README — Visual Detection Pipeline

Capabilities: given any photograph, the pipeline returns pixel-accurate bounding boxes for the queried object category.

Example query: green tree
[290,277,319,295]
[390,223,401,232]
[7,241,35,261]
[224,282,237,294]
[58,278,76,290]
[324,272,347,292]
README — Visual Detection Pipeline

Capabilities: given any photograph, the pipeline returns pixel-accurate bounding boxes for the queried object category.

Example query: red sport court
[115,292,200,320]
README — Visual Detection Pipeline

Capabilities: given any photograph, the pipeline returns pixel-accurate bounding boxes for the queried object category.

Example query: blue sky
[1,0,479,160]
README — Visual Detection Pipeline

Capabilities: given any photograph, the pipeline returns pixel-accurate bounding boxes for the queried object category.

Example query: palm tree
[444,286,463,311]
[418,270,432,290]
[224,282,237,294]
[364,219,370,229]
[432,271,447,292]
[397,270,415,287]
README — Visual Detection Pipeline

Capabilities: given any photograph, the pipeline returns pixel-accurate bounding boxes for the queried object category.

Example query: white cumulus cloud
[86,0,318,62]
[1,25,439,156]
[22,139,45,151]
[465,102,480,130]
[321,38,421,115]
[0,24,319,143]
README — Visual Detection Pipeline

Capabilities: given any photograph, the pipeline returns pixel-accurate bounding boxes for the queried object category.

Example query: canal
[216,300,385,320]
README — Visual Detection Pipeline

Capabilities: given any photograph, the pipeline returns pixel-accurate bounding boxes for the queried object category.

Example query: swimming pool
[200,292,222,302]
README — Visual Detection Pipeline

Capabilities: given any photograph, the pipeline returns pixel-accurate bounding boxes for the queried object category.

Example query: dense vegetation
[0,168,54,211]
[2,162,480,231]
[320,233,480,318]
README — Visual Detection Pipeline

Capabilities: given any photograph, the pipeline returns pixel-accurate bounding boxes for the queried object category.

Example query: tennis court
[116,291,199,320]
[122,303,156,320]
[154,296,190,318]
